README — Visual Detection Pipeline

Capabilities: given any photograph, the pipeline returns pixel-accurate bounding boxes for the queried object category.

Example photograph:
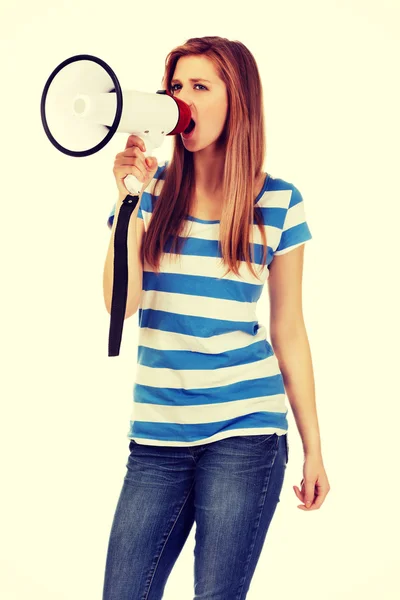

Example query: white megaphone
[40,54,193,357]
[40,53,193,195]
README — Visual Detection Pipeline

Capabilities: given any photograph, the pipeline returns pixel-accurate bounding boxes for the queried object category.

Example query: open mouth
[184,119,196,134]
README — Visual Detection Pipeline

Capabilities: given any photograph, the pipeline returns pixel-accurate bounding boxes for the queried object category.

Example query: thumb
[145,156,157,170]
[304,483,314,508]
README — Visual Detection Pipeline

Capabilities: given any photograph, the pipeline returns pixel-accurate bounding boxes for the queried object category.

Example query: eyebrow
[170,78,211,85]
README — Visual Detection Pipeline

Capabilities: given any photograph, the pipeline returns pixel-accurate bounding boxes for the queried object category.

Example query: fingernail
[306,501,311,507]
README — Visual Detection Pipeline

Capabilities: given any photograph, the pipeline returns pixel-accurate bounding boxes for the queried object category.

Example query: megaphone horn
[40,54,192,356]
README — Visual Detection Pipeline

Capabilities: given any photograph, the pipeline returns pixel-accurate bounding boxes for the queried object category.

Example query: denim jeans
[102,432,289,600]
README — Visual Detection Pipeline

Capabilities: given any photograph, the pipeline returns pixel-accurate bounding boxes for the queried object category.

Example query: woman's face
[169,55,229,151]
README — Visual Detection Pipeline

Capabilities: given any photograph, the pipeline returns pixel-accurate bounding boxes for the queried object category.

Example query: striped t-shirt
[107,160,313,446]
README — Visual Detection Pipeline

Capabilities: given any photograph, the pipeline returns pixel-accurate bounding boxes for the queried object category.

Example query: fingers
[293,484,314,509]
[115,146,151,181]
[122,135,147,178]
[129,163,148,183]
[114,135,158,194]
[125,134,146,151]
[293,484,328,510]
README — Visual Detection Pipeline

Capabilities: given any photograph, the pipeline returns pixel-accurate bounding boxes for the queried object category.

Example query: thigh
[193,433,287,600]
[102,440,196,600]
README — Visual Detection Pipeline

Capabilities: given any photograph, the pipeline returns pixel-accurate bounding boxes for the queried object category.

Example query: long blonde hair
[143,36,268,281]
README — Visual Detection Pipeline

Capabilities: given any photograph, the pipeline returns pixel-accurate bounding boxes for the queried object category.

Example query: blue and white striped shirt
[107,160,312,446]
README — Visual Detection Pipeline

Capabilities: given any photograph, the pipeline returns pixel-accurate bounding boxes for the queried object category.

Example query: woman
[103,35,330,600]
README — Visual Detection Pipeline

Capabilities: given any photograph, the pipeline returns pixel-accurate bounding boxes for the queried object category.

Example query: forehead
[172,55,219,81]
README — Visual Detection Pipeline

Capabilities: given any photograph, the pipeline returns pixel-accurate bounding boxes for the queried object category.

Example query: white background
[1,0,399,598]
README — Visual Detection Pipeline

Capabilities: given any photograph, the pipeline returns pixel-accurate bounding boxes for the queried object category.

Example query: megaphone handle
[123,174,143,196]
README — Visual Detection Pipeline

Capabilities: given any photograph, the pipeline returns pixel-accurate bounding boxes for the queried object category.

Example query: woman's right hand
[113,134,158,198]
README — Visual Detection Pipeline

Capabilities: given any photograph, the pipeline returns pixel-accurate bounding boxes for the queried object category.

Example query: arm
[268,244,321,457]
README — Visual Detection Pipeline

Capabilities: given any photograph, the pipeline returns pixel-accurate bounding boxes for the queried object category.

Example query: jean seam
[143,480,195,600]
[235,435,280,600]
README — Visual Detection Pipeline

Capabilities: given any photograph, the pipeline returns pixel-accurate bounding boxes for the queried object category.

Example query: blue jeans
[102,432,289,600]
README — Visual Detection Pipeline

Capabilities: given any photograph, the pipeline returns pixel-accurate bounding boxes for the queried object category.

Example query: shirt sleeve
[274,185,313,255]
[106,203,116,229]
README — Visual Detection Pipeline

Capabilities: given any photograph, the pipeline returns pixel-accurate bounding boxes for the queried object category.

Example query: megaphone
[40,54,193,357]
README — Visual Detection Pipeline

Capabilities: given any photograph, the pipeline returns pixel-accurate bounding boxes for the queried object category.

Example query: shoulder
[271,177,312,256]
[255,173,297,226]
[256,173,307,219]
[254,174,312,256]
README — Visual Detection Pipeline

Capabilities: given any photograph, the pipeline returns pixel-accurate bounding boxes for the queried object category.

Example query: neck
[192,145,225,195]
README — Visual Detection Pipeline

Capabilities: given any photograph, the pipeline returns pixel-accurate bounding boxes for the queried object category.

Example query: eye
[170,83,207,92]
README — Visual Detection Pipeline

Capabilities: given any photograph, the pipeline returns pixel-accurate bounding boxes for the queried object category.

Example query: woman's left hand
[293,454,330,510]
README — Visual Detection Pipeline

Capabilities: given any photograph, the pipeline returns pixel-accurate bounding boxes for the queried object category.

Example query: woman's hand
[293,454,330,510]
[113,135,158,197]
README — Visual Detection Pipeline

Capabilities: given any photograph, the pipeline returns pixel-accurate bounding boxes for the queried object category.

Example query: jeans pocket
[237,433,277,446]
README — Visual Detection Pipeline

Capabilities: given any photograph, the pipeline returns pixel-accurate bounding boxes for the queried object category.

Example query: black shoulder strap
[108,194,140,356]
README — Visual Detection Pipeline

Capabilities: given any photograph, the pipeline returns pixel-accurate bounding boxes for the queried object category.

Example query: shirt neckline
[186,172,271,224]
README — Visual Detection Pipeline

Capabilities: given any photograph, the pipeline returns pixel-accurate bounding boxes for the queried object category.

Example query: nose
[179,94,193,110]
[172,88,194,108]
[180,98,194,117]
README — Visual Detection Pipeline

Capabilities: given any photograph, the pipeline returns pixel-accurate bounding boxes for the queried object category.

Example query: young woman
[103,35,330,600]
